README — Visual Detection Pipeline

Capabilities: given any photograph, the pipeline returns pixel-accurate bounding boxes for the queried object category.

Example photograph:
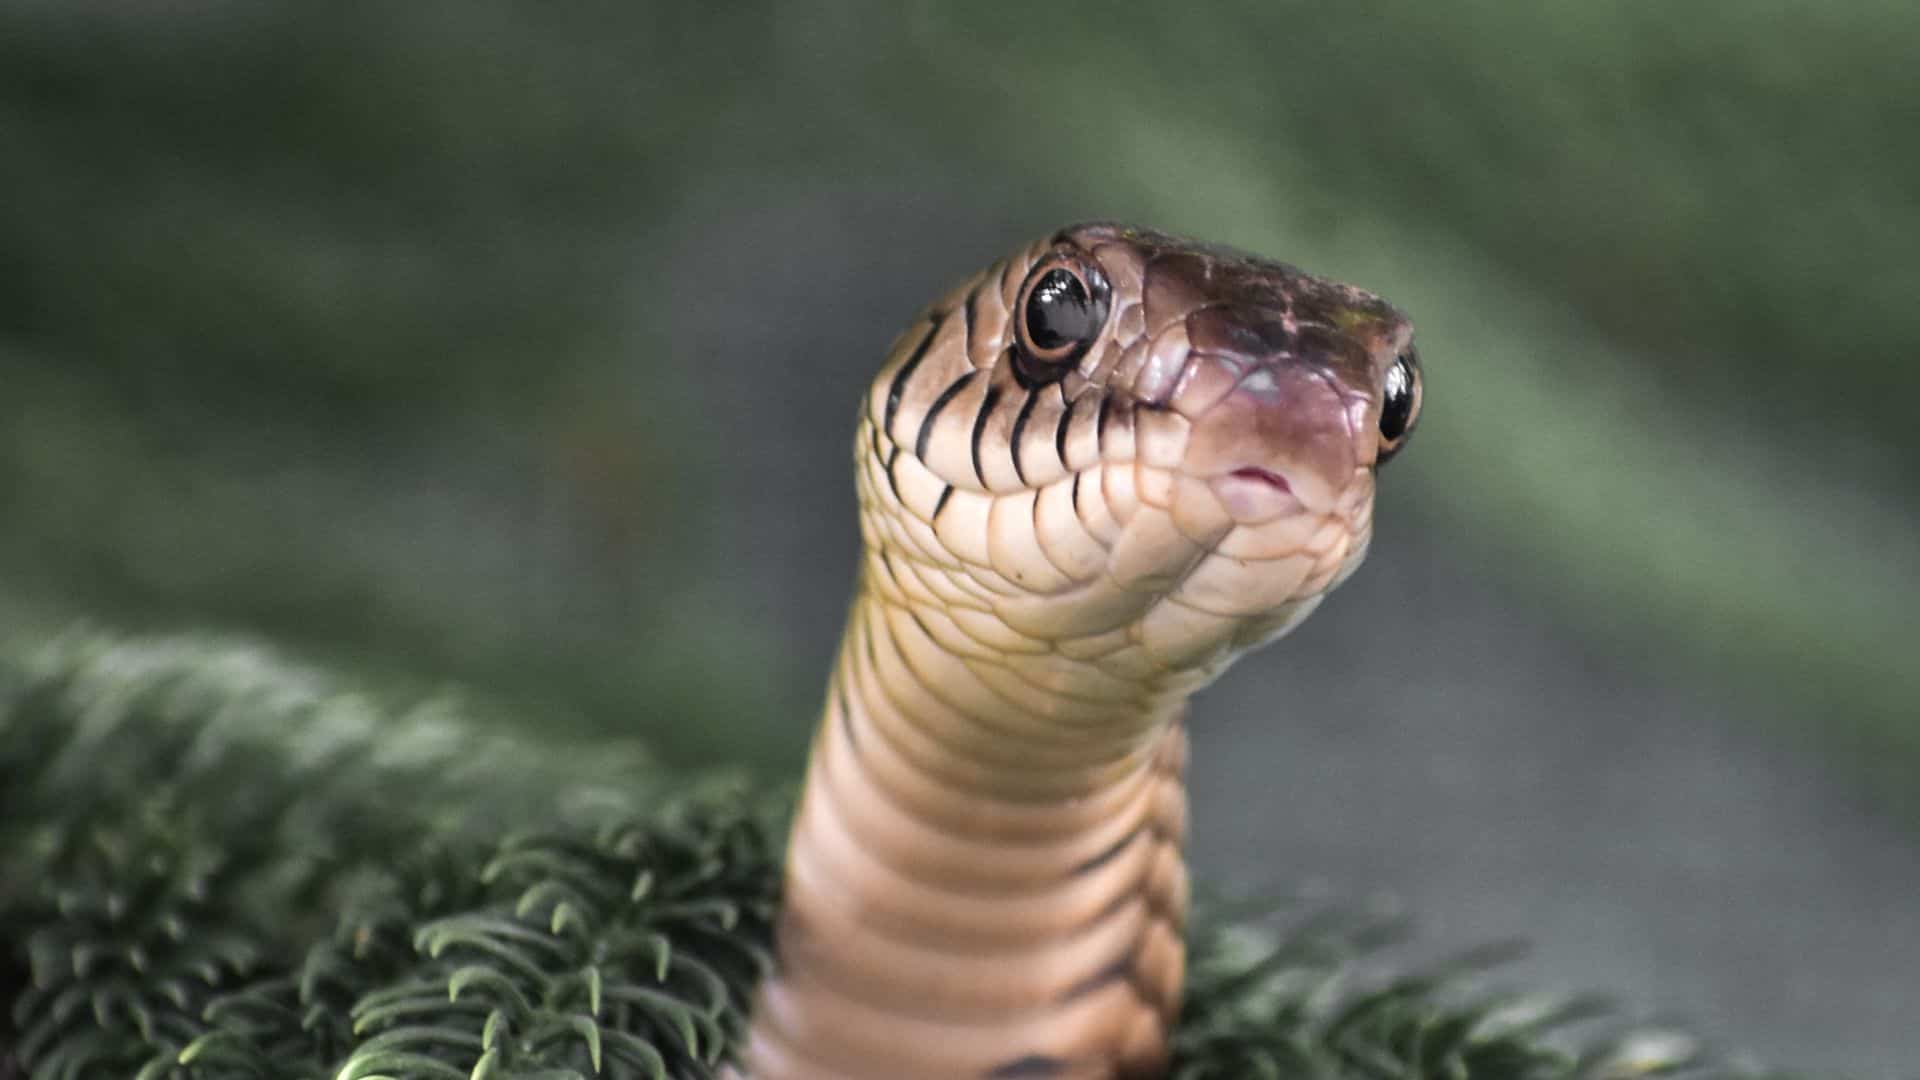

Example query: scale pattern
[734,224,1418,1078]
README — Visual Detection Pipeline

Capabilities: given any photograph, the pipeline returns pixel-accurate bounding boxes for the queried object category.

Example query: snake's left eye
[1376,349,1421,464]
[1014,254,1111,384]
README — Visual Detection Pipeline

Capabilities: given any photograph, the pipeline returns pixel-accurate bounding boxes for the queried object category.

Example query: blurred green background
[2,1,1915,1072]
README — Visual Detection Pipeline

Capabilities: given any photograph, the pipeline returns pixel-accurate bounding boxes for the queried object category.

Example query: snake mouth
[1209,465,1303,524]
[1226,466,1291,495]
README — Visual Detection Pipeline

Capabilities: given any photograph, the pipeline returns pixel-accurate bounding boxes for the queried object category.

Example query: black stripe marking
[916,370,979,462]
[884,447,903,505]
[961,283,978,361]
[1055,958,1132,1004]
[1071,470,1082,516]
[987,1055,1068,1078]
[932,484,954,521]
[1070,827,1140,876]
[883,318,940,439]
[1054,395,1077,467]
[1007,390,1039,486]
[968,384,1002,487]
[1095,393,1114,456]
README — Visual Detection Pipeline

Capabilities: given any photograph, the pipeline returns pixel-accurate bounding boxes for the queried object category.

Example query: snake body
[734,223,1422,1079]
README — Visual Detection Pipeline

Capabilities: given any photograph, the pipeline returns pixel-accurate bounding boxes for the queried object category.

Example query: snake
[731,222,1422,1079]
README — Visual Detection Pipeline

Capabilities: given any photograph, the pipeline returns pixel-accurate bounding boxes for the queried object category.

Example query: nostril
[1228,466,1292,495]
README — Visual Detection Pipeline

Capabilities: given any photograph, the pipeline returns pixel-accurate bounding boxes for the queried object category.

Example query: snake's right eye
[1014,256,1111,384]
[1376,349,1422,464]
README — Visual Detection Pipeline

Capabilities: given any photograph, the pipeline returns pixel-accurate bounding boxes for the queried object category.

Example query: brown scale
[731,224,1422,1078]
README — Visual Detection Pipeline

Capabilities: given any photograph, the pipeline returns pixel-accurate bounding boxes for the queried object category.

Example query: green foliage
[1,632,1778,1079]
[1,631,778,1080]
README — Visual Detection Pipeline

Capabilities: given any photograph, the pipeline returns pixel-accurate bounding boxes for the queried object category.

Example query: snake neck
[736,580,1192,1080]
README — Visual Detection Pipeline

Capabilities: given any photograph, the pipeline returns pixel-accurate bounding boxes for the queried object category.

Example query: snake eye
[1014,256,1111,384]
[1376,349,1421,464]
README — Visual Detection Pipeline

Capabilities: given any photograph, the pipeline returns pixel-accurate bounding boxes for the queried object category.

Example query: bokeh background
[3,2,1916,1072]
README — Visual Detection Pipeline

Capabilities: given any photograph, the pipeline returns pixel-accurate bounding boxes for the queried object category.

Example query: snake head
[860,222,1421,699]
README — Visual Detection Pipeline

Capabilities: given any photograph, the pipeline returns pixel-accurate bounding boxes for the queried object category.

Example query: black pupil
[1380,357,1415,440]
[1026,268,1095,352]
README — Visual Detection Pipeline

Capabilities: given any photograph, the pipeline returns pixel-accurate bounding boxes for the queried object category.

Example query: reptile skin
[732,223,1422,1079]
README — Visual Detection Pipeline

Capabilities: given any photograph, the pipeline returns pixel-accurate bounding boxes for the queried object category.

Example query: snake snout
[1182,357,1369,521]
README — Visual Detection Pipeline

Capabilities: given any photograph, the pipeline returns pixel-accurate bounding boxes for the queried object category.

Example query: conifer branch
[1,632,1783,1079]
